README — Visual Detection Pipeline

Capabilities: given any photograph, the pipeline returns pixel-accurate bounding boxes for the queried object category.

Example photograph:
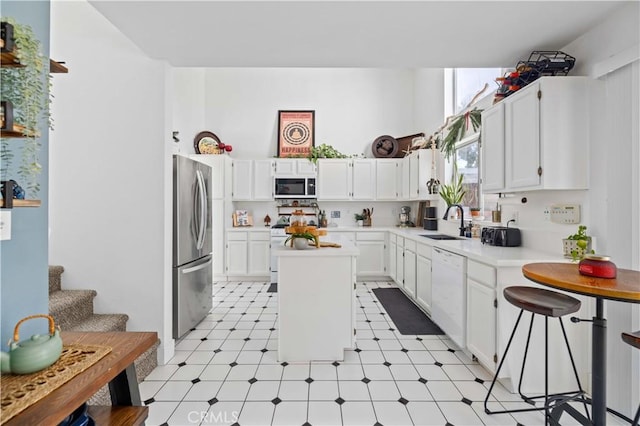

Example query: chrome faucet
[442,204,465,237]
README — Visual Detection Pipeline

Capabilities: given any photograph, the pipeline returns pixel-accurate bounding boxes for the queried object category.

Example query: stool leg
[484,309,524,415]
[632,404,639,426]
[517,313,536,402]
[545,315,550,426]
[558,317,590,422]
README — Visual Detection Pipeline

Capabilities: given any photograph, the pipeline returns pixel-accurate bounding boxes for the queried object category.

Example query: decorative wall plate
[194,131,222,154]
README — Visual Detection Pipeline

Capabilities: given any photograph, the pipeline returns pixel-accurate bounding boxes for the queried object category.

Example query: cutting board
[318,241,342,248]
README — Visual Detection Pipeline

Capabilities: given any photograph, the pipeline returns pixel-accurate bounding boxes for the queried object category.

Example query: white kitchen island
[273,237,359,362]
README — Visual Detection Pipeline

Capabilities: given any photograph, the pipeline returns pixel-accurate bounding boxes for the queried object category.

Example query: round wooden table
[522,263,640,425]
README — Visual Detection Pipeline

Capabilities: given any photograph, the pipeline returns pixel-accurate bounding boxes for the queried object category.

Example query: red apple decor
[225,145,233,152]
[218,142,226,150]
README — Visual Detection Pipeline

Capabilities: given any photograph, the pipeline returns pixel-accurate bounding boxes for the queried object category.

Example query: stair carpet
[48,265,159,405]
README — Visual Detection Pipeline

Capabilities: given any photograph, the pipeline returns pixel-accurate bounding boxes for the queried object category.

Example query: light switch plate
[0,210,11,240]
[550,204,581,224]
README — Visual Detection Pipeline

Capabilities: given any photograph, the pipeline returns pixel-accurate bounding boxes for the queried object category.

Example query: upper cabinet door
[274,159,295,176]
[352,159,376,200]
[317,159,352,200]
[296,159,317,176]
[232,160,253,200]
[481,104,506,192]
[506,82,541,189]
[376,159,400,200]
[253,159,274,200]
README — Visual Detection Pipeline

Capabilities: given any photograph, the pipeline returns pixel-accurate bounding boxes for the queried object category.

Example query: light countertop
[272,235,359,257]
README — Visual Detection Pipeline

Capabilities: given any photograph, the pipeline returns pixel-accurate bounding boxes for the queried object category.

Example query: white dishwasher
[431,247,467,349]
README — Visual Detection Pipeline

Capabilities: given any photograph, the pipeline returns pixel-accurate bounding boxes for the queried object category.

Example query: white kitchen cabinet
[352,159,376,200]
[395,237,404,287]
[400,157,410,200]
[355,232,386,276]
[253,159,274,200]
[274,159,316,176]
[248,232,270,275]
[232,159,273,201]
[212,200,225,276]
[231,160,253,201]
[389,237,397,283]
[480,104,505,192]
[317,159,353,200]
[466,259,497,372]
[226,231,270,276]
[415,243,432,313]
[482,77,589,193]
[226,232,248,275]
[376,159,401,200]
[408,149,439,200]
[403,239,417,299]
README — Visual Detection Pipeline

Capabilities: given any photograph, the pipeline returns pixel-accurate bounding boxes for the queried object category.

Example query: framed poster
[277,110,315,158]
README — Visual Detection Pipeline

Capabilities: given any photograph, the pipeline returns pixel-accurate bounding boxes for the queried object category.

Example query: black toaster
[481,226,522,247]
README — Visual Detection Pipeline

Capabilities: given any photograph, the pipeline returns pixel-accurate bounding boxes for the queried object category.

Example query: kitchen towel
[372,288,444,335]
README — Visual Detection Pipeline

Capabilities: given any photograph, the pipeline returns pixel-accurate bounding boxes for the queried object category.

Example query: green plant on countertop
[354,213,366,221]
[308,144,350,163]
[565,225,594,261]
[1,17,52,196]
[439,173,465,206]
[283,231,316,246]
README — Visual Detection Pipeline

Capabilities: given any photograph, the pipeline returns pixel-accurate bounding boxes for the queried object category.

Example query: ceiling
[89,0,628,68]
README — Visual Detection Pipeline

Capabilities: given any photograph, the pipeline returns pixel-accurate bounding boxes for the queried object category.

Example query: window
[455,136,480,209]
[445,68,503,214]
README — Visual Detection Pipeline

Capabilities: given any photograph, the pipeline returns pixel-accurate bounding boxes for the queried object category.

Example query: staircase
[49,265,159,404]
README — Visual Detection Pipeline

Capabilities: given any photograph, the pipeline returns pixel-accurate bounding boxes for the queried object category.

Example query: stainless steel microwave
[274,177,316,198]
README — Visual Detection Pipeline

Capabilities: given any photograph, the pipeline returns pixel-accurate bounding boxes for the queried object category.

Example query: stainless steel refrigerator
[173,154,213,339]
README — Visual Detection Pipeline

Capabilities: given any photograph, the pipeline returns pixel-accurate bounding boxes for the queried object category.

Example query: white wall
[172,68,206,154]
[560,3,640,415]
[203,68,426,159]
[49,0,173,362]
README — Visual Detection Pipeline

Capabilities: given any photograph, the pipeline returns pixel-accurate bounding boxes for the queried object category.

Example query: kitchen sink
[419,234,462,240]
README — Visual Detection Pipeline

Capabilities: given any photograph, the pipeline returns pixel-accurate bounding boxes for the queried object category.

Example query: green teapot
[1,314,63,374]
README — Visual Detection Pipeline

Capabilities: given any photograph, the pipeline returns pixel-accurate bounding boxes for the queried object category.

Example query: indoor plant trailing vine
[1,17,51,197]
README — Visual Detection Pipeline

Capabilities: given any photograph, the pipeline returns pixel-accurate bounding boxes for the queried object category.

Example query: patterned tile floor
[141,281,627,426]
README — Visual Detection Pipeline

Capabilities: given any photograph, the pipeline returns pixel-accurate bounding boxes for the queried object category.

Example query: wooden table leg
[109,364,141,406]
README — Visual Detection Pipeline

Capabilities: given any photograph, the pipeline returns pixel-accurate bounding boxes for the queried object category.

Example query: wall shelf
[0,50,68,73]
[1,199,41,208]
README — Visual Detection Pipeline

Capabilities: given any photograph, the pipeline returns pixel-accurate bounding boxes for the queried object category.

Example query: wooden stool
[484,286,589,425]
[622,331,640,426]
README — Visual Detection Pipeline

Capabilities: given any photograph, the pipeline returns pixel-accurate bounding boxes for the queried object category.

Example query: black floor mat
[371,288,444,335]
[267,283,277,293]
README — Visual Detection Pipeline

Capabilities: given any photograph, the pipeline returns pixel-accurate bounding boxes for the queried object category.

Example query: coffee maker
[399,206,412,227]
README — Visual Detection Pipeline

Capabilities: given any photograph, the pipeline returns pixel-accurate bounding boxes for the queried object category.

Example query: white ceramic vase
[293,238,308,250]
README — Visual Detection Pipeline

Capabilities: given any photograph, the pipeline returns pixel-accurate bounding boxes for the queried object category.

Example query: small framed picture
[277,110,315,158]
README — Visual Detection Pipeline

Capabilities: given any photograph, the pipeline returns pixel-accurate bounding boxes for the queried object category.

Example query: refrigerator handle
[182,257,213,274]
[196,169,207,250]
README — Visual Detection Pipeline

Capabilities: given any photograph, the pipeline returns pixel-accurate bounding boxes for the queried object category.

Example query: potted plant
[1,17,51,197]
[439,174,465,218]
[284,231,316,250]
[354,212,365,227]
[563,225,593,261]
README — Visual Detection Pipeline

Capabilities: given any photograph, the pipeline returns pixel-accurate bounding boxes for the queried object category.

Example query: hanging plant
[1,17,51,196]
[440,108,482,160]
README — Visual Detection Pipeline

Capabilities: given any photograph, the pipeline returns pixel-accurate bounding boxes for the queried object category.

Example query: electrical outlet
[331,210,340,219]
[510,211,519,223]
[543,206,551,221]
[0,210,11,240]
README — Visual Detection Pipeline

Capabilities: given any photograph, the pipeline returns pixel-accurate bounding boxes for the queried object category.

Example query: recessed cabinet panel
[480,105,505,192]
[317,159,352,200]
[376,158,400,201]
[356,241,386,276]
[352,159,376,200]
[466,278,497,372]
[232,160,253,201]
[416,254,432,314]
[253,160,274,200]
[507,86,540,189]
